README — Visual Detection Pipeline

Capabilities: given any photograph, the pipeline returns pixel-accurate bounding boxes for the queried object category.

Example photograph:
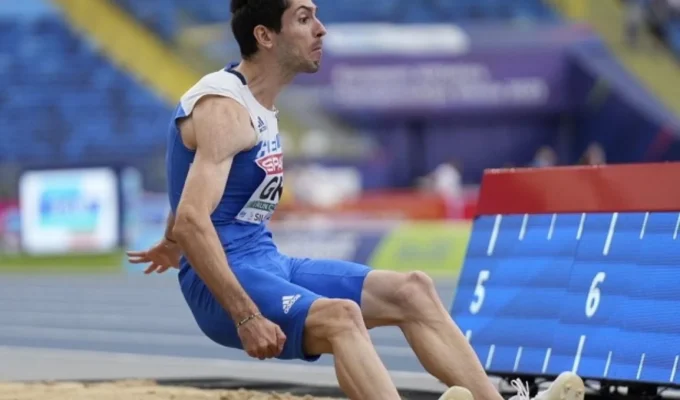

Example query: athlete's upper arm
[176,96,255,219]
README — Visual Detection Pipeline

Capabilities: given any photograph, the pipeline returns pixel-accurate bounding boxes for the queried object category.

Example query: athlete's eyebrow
[295,5,316,14]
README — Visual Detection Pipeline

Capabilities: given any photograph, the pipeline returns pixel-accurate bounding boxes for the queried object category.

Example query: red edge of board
[476,162,680,215]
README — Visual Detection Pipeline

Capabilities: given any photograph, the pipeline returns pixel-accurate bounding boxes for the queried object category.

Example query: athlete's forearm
[173,212,259,322]
[164,211,176,242]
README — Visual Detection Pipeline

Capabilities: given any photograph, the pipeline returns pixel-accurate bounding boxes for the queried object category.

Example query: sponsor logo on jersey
[282,294,301,314]
[256,153,283,175]
[245,200,277,212]
[257,116,267,133]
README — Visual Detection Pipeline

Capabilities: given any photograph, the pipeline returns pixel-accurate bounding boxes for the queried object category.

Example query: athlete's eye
[299,16,309,23]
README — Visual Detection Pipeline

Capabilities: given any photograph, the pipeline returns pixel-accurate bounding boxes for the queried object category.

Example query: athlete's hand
[238,315,287,360]
[126,238,182,274]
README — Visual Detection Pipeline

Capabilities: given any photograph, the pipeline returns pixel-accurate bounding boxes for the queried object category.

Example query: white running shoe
[438,386,474,400]
[509,372,585,400]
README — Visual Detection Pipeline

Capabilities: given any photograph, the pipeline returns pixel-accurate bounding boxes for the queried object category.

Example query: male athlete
[127,0,586,399]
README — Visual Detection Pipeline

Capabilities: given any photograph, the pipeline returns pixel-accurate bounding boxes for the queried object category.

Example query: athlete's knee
[303,298,367,355]
[309,298,366,338]
[393,271,439,316]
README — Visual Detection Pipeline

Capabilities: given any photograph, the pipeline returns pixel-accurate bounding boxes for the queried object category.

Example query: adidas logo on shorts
[282,294,301,314]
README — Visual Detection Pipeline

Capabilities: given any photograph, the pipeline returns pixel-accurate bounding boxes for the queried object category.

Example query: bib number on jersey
[236,151,283,224]
[260,176,283,202]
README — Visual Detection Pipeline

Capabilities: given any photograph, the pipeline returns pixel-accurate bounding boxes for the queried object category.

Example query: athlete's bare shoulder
[179,95,257,157]
[176,67,258,155]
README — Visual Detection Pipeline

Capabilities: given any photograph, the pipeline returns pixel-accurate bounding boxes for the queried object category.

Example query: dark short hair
[230,0,290,59]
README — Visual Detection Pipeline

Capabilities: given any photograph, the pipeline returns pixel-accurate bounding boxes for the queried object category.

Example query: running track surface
[0,273,460,392]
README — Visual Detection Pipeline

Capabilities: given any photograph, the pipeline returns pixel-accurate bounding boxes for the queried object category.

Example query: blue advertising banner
[318,50,568,117]
[292,23,582,117]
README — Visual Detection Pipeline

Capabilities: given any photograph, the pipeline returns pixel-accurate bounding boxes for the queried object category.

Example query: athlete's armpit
[179,96,256,217]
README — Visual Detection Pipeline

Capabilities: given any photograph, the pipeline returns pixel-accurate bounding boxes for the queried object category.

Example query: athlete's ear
[253,25,275,51]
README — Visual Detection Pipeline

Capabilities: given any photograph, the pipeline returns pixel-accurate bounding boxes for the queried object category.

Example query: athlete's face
[276,0,326,74]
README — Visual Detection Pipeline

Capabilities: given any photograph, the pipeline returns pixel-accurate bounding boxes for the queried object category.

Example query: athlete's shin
[303,299,400,400]
[401,314,502,400]
[390,273,503,400]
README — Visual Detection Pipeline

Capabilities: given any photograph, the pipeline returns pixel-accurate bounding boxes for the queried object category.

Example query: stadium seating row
[0,15,171,166]
[113,0,559,42]
[668,20,680,56]
[631,0,680,59]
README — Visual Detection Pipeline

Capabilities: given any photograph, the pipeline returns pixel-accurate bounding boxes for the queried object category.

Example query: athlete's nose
[315,18,327,38]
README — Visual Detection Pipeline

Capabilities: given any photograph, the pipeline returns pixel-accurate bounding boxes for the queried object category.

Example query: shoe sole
[438,386,474,400]
[540,372,585,400]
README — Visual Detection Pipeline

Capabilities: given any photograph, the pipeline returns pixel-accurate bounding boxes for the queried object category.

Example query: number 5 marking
[585,272,606,318]
[470,270,490,315]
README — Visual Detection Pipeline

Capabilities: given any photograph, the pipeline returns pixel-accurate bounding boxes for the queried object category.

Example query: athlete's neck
[235,59,295,111]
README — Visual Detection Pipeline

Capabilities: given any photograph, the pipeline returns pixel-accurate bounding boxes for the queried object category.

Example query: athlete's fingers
[156,264,171,273]
[260,337,276,359]
[160,255,179,270]
[128,254,150,263]
[144,263,159,274]
[268,340,280,358]
[263,330,278,358]
[253,350,264,360]
[253,343,267,360]
[276,327,286,353]
[243,334,261,359]
[242,341,254,356]
[126,250,147,259]
[245,346,258,359]
[265,342,278,358]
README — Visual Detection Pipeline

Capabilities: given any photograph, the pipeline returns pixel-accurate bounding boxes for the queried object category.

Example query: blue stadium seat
[668,21,680,58]
[0,14,171,167]
[110,0,560,41]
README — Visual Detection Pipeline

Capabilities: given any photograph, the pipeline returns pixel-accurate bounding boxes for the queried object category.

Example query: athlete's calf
[303,298,401,400]
[361,270,505,400]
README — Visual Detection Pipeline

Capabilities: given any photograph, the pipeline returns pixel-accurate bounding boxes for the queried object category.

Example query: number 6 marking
[470,270,490,315]
[585,272,606,318]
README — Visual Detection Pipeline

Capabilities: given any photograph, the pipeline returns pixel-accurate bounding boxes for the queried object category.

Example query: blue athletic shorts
[177,244,372,362]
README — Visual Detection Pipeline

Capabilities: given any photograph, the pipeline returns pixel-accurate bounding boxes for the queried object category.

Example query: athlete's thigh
[178,261,322,361]
[288,257,372,306]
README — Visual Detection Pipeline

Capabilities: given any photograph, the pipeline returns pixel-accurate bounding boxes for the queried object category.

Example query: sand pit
[0,380,344,400]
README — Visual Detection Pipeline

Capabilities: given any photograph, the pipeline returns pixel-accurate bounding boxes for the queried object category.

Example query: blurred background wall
[1,0,680,277]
